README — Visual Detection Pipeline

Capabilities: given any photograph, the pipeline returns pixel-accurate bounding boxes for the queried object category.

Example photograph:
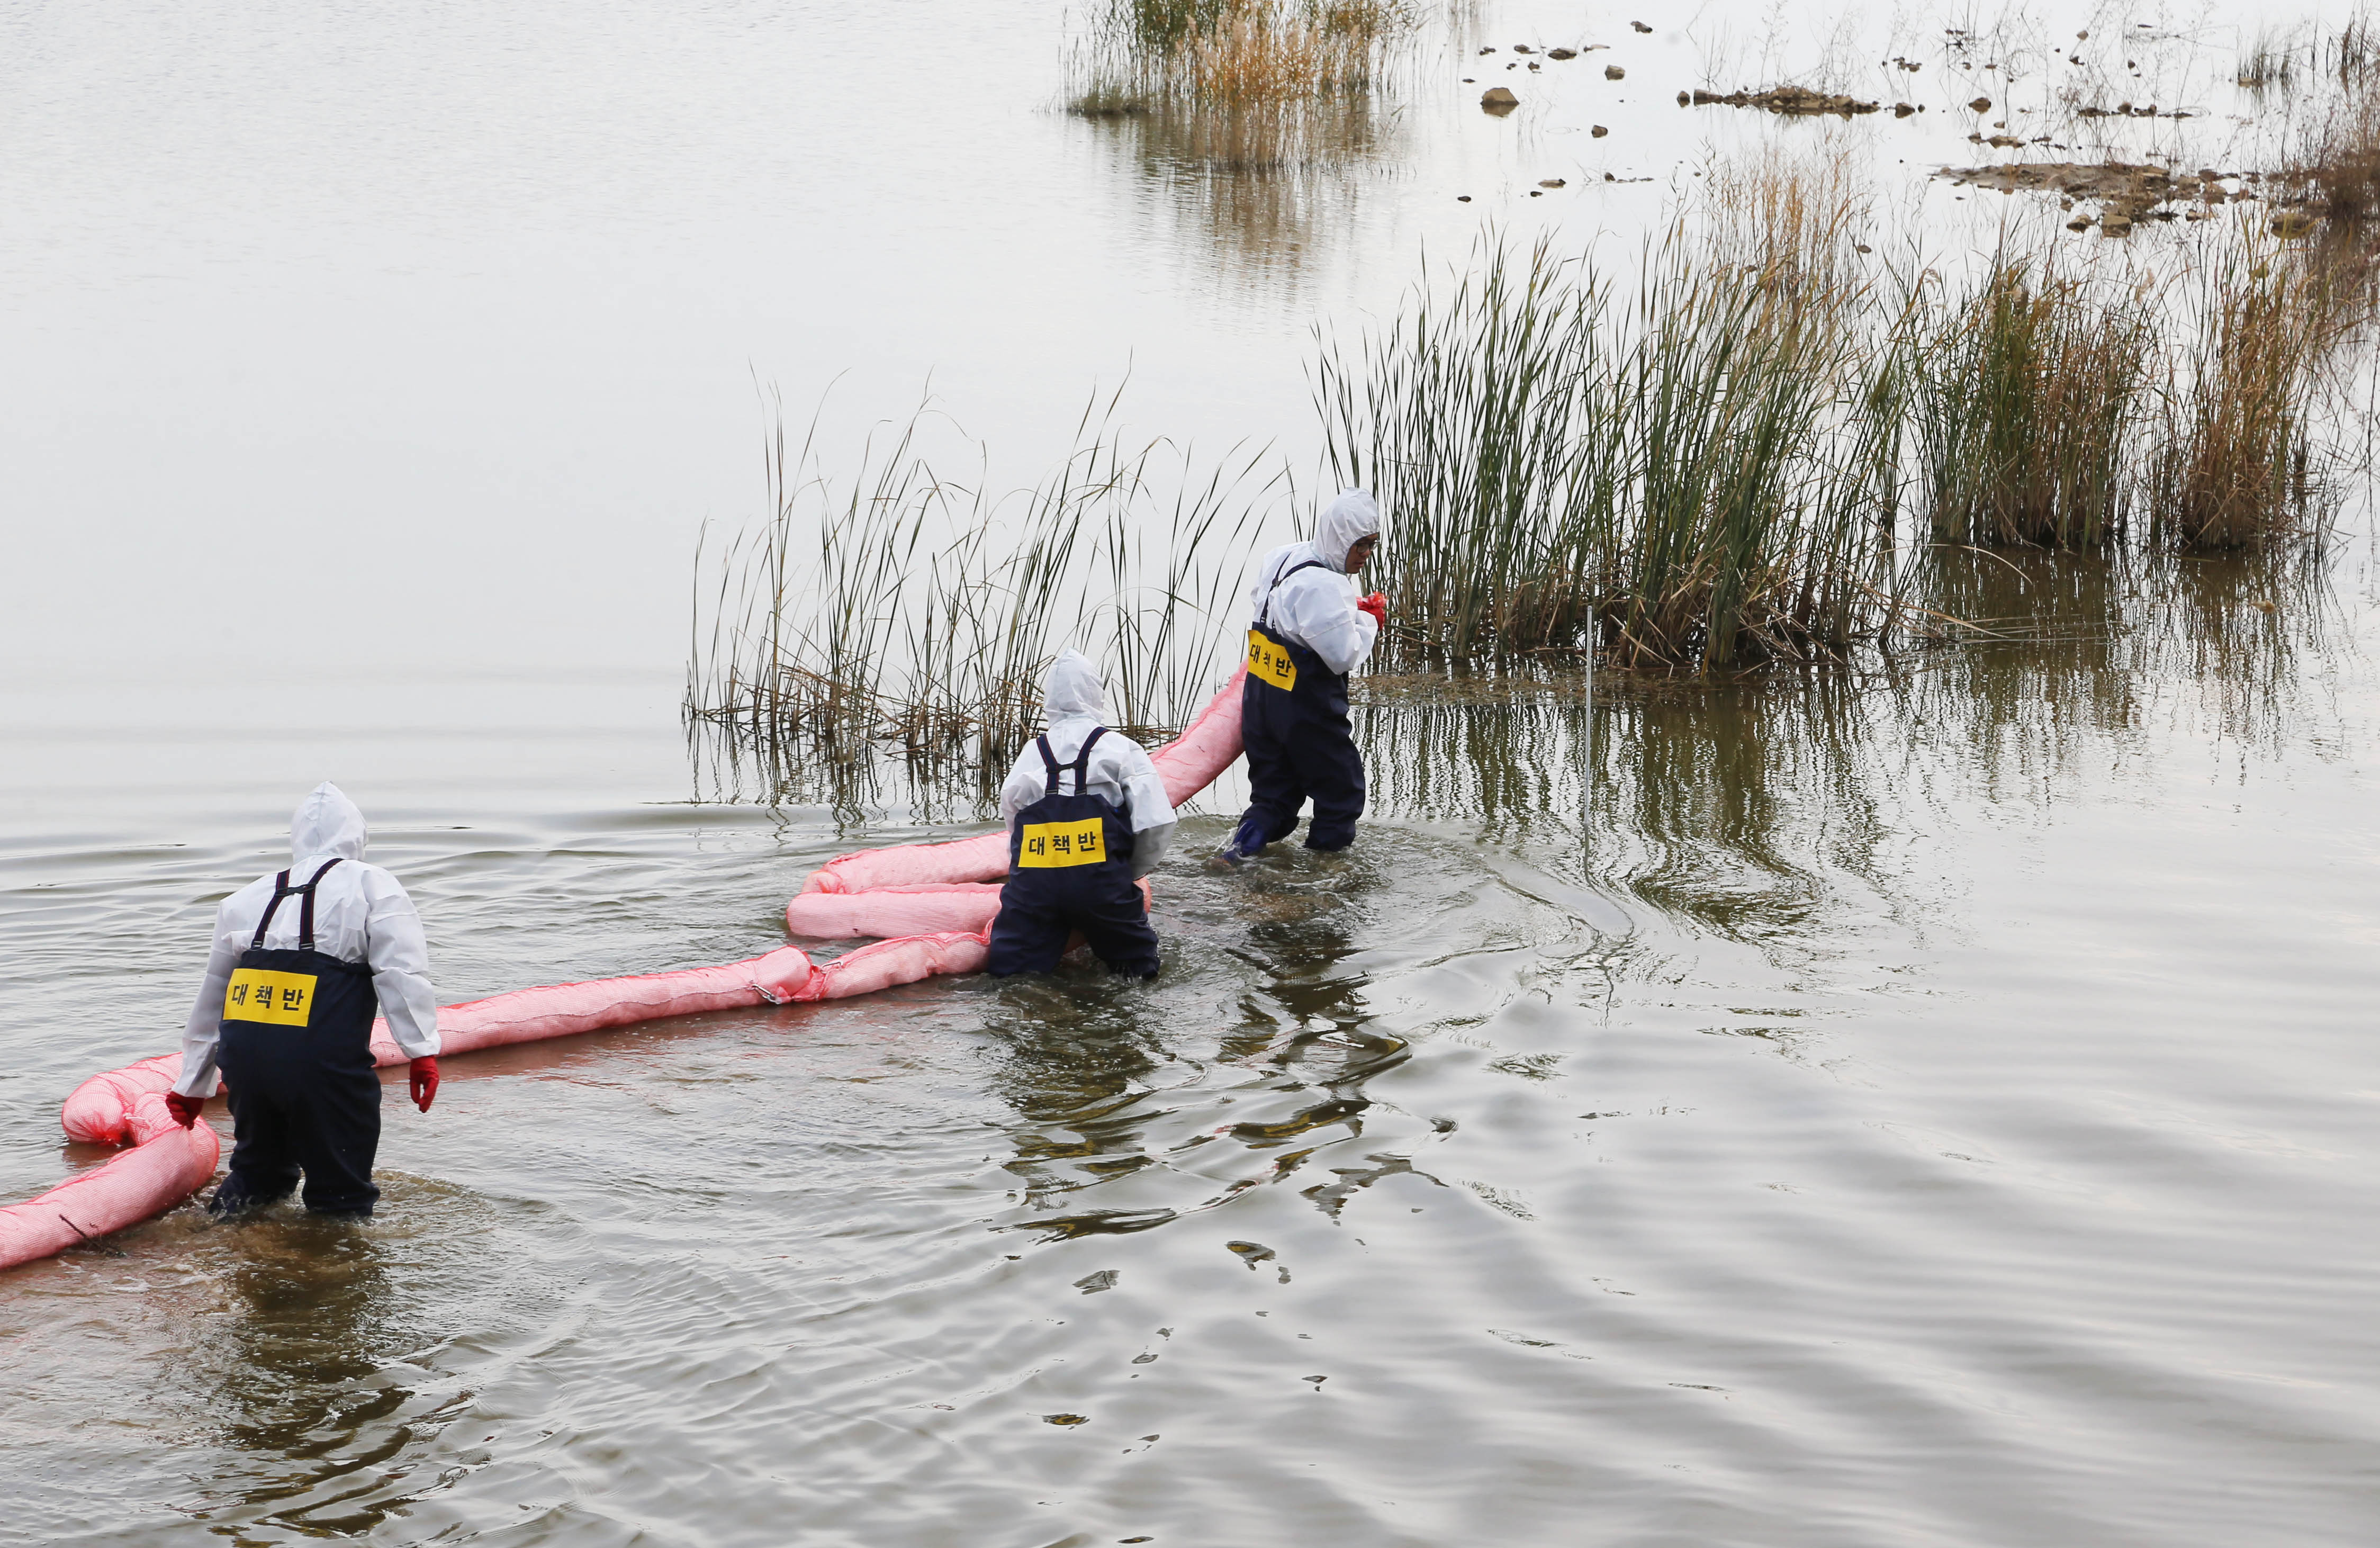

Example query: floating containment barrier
[3,671,1249,1271]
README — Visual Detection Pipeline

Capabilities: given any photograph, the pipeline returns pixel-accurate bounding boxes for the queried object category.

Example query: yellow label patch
[1018,818,1109,868]
[224,968,318,1026]
[1247,627,1297,691]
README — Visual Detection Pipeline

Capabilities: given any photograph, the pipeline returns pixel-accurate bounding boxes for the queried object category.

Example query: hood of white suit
[1318,487,1382,573]
[291,782,368,863]
[1042,649,1110,725]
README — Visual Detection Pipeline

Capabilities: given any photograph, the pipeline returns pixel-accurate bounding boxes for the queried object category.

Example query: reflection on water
[1908,543,2351,768]
[1601,677,1881,948]
[202,1217,426,1534]
[1359,680,1592,836]
[9,539,2380,1545]
[980,980,1171,1216]
[161,1180,563,1541]
[14,560,2380,1534]
[1076,94,1407,287]
[213,1219,401,1441]
[1354,542,2353,959]
[976,855,1415,1248]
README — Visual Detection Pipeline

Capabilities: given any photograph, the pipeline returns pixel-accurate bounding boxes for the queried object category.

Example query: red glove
[409,1057,440,1113]
[1358,591,1387,629]
[164,1091,204,1129]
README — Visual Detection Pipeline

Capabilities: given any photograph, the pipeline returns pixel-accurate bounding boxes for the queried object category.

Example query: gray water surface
[6,2,2379,1544]
[8,555,2379,1545]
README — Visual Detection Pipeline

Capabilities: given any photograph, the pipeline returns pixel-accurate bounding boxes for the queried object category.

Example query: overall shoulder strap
[1035,735,1062,788]
[1070,727,1107,794]
[249,871,295,950]
[296,858,342,953]
[1258,558,1335,632]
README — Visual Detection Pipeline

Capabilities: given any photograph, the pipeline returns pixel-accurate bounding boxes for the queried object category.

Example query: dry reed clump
[2148,240,2365,550]
[1910,256,2157,550]
[2238,27,2302,91]
[2332,13,2380,87]
[2277,79,2380,222]
[1702,146,1872,304]
[687,392,1278,806]
[1068,0,1414,115]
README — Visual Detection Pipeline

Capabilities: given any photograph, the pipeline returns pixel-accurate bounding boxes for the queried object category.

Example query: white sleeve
[362,868,440,1059]
[173,902,243,1097]
[998,746,1045,830]
[1130,819,1177,879]
[1286,574,1378,676]
[1115,744,1178,877]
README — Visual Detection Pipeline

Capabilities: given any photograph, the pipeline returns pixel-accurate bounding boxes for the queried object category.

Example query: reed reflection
[1352,536,2343,959]
[1356,679,1592,839]
[1904,542,2346,766]
[1077,95,1402,287]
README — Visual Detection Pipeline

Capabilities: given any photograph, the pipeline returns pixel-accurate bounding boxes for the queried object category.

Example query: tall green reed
[1910,256,2156,550]
[1318,227,1899,676]
[688,391,1282,808]
[1316,236,1615,664]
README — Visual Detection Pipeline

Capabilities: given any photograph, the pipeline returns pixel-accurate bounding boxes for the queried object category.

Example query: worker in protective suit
[1219,487,1386,861]
[988,651,1178,979]
[164,782,440,1218]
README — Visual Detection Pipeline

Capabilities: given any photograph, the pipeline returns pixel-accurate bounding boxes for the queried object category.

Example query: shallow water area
[7,1,2380,1544]
[11,557,2380,1545]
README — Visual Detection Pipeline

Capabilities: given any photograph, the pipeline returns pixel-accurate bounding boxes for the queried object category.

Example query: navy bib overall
[213,858,386,1216]
[1236,558,1366,851]
[988,728,1161,978]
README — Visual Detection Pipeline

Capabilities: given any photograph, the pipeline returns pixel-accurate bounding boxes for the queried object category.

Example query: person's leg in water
[291,1049,383,1217]
[987,889,1072,976]
[211,1031,301,1214]
[1294,704,1366,851]
[1074,883,1162,979]
[1223,683,1308,860]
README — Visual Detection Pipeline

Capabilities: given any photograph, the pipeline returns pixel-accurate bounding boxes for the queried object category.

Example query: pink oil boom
[0,671,1247,1272]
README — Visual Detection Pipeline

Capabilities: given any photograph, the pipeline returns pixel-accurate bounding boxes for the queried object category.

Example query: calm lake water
[6,3,2380,1545]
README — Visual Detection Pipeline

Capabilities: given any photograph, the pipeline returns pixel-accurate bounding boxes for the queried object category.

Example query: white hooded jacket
[1246,487,1382,676]
[174,783,440,1097]
[998,652,1178,878]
